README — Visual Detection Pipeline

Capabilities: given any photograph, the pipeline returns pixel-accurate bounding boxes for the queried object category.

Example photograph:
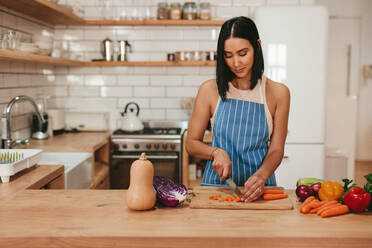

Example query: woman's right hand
[211,148,232,181]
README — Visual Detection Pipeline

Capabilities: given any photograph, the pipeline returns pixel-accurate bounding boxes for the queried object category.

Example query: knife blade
[225,178,242,196]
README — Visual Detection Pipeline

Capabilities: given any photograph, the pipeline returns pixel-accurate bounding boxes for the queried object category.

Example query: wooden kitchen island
[0,190,370,248]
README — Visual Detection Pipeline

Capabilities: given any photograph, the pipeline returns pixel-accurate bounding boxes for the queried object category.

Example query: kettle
[120,102,144,132]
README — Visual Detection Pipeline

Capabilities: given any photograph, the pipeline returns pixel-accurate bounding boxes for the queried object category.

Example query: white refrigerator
[255,6,328,189]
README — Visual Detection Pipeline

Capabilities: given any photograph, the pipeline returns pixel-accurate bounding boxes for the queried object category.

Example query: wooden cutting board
[190,186,293,210]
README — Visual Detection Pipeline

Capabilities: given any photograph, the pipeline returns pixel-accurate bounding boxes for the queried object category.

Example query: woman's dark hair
[216,16,264,100]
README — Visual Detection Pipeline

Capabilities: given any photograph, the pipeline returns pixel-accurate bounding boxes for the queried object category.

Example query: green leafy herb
[363,174,372,211]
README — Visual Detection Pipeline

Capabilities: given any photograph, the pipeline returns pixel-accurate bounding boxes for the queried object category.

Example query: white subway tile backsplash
[140,109,165,120]
[166,87,198,97]
[150,76,182,86]
[183,29,219,41]
[183,75,212,86]
[134,86,165,97]
[54,86,68,97]
[84,28,116,40]
[166,109,189,120]
[9,63,25,73]
[151,98,181,109]
[69,86,100,96]
[199,67,216,75]
[116,29,150,40]
[64,97,117,111]
[118,98,150,109]
[69,41,100,52]
[0,61,10,73]
[101,86,132,97]
[134,66,167,75]
[199,41,217,50]
[150,30,183,40]
[69,67,101,74]
[101,66,133,75]
[118,75,149,85]
[3,74,19,87]
[54,29,84,40]
[166,67,199,75]
[85,75,117,86]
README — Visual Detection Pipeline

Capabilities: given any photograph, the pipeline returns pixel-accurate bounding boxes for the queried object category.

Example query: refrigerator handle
[346,44,351,97]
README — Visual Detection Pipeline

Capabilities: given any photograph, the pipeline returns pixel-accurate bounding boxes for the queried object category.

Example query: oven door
[110,152,180,189]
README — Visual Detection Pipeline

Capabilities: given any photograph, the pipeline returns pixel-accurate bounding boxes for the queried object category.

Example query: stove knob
[146,144,152,149]
[122,144,128,149]
[170,144,176,150]
[162,144,168,149]
[154,144,160,149]
[134,144,140,149]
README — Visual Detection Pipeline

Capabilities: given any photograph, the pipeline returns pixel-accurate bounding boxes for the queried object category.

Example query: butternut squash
[125,152,156,210]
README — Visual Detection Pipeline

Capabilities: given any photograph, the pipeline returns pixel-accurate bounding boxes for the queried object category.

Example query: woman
[186,16,290,202]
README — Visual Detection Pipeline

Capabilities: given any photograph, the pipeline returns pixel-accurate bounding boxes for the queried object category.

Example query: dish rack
[0,149,43,183]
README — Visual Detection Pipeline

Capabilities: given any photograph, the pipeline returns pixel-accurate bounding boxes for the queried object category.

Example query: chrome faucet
[1,95,46,149]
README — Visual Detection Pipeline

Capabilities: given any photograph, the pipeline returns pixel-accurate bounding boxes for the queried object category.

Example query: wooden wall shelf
[0,0,223,27]
[0,0,85,25]
[85,19,225,26]
[0,50,216,67]
[0,49,84,66]
[85,61,216,67]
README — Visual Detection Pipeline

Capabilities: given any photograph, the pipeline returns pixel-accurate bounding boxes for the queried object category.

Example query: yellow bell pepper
[318,180,344,201]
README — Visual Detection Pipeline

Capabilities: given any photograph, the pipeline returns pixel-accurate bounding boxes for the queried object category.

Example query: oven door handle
[112,154,178,160]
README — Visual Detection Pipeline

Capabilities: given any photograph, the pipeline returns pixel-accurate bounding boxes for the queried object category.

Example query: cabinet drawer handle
[283,155,289,159]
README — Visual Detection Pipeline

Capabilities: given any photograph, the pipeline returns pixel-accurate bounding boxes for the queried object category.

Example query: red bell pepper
[343,187,371,212]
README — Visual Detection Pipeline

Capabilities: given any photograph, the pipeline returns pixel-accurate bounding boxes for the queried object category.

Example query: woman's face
[224,37,255,79]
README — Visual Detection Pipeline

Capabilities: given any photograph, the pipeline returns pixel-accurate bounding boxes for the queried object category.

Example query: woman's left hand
[241,174,266,202]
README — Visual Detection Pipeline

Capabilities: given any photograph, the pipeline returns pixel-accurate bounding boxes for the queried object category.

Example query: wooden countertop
[21,132,110,152]
[0,165,64,203]
[0,190,370,248]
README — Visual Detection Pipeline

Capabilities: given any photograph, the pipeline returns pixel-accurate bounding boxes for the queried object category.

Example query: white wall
[316,0,372,161]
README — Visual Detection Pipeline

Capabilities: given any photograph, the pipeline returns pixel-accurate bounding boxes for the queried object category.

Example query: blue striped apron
[201,83,277,186]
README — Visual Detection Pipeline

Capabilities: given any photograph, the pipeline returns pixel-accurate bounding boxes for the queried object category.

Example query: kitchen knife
[225,178,242,196]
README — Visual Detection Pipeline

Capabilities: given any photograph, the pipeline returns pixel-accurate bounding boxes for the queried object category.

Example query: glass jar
[199,2,211,20]
[157,2,169,20]
[170,3,181,20]
[182,2,197,20]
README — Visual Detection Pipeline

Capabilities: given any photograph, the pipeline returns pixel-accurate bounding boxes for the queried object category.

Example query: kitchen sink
[38,152,92,189]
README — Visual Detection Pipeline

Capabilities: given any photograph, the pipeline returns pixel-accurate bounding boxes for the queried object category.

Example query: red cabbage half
[153,176,188,207]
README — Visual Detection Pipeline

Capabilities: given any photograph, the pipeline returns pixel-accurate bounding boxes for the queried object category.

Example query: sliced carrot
[301,199,320,214]
[263,193,288,200]
[263,189,284,194]
[317,203,342,215]
[309,200,330,213]
[320,205,349,218]
[235,196,241,202]
[209,196,215,200]
[298,196,316,212]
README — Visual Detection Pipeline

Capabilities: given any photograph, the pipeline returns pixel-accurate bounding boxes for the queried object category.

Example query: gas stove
[111,121,188,152]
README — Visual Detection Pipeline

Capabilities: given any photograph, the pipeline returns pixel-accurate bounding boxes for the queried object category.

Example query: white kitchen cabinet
[275,144,325,189]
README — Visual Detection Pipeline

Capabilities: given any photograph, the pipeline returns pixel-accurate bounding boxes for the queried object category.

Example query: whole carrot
[314,200,339,214]
[298,196,316,212]
[301,199,321,214]
[317,203,342,215]
[263,193,288,200]
[320,205,349,218]
[263,189,284,194]
[309,200,330,213]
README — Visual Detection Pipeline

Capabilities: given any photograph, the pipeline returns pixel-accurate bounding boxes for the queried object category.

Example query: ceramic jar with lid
[157,2,169,20]
[199,2,211,20]
[170,3,181,20]
[182,2,197,20]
